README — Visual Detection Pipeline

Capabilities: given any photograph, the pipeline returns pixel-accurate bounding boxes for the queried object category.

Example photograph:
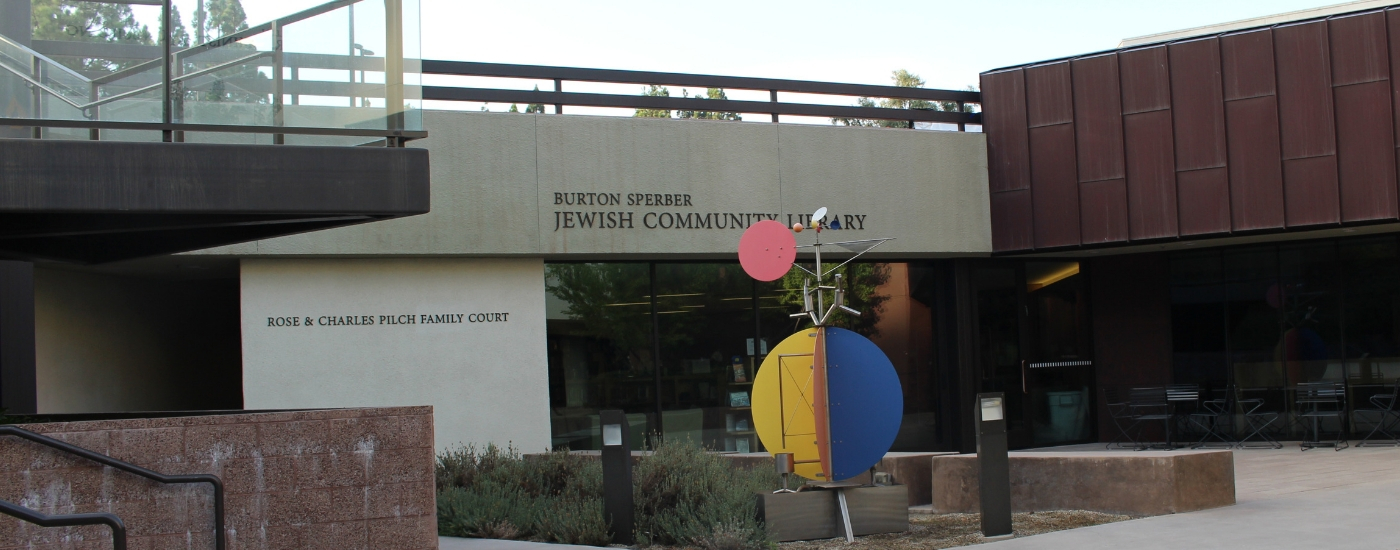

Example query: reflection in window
[545,261,946,452]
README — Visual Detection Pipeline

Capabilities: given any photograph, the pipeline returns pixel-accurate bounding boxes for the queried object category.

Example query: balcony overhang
[0,139,429,263]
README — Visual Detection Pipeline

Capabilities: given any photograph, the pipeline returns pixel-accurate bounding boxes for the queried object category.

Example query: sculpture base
[756,485,908,542]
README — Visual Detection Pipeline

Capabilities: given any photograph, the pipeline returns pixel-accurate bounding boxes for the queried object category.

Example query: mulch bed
[777,511,1132,549]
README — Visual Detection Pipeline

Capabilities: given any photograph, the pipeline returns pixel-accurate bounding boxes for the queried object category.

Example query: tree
[193,0,249,45]
[525,85,546,113]
[677,87,740,121]
[832,69,975,128]
[32,0,155,71]
[633,85,671,118]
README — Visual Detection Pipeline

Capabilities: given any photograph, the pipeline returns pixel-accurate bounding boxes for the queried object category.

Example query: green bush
[435,439,780,549]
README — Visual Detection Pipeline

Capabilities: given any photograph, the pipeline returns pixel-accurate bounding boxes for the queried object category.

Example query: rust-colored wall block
[0,407,437,550]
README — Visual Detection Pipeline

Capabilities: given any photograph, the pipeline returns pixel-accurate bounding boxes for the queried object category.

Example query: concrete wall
[0,407,436,550]
[193,110,992,258]
[34,268,242,413]
[240,258,550,452]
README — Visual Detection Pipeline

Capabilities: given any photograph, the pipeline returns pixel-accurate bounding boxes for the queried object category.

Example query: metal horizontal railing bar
[0,117,428,140]
[0,500,127,550]
[423,87,981,124]
[0,35,93,82]
[173,52,272,84]
[0,426,217,550]
[31,39,163,62]
[0,65,87,109]
[423,60,982,103]
[96,0,364,85]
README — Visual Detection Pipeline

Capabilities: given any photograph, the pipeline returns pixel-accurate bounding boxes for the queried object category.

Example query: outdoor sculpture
[738,209,905,541]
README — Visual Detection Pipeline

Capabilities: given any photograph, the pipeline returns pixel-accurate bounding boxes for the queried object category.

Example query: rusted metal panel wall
[1222,30,1286,231]
[981,69,1035,251]
[1072,55,1129,244]
[980,7,1400,252]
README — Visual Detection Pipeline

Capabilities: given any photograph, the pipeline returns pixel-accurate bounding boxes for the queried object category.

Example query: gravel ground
[777,511,1132,549]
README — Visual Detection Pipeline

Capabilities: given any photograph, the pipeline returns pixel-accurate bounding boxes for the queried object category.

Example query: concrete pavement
[983,444,1400,549]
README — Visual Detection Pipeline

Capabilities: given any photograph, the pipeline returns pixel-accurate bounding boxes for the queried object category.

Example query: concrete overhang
[0,139,429,263]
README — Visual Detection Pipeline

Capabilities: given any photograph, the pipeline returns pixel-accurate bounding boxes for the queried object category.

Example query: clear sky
[411,0,1341,90]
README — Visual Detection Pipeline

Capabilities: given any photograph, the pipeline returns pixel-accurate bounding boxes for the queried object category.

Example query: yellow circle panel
[752,329,826,480]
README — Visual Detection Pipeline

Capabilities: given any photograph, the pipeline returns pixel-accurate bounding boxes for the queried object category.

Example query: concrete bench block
[930,451,1235,516]
[756,485,909,542]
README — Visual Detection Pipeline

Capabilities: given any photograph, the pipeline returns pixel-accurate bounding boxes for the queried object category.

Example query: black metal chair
[1189,386,1235,449]
[1128,387,1173,450]
[1103,387,1142,450]
[1235,386,1284,449]
[1296,382,1348,451]
[1354,379,1400,447]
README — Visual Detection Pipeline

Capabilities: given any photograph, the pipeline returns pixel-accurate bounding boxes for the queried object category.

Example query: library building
[8,0,1400,457]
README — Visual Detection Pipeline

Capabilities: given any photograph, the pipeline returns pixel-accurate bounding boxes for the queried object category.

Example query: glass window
[1225,246,1280,389]
[1340,237,1400,383]
[654,263,757,452]
[1278,242,1341,383]
[545,263,654,450]
[1171,250,1227,386]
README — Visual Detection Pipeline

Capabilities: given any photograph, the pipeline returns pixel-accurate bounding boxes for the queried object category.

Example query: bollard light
[599,410,635,545]
[976,393,1013,539]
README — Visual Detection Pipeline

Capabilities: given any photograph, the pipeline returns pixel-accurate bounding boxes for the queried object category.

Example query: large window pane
[1341,237,1400,382]
[545,263,653,450]
[1170,250,1226,386]
[1225,246,1280,389]
[654,263,756,451]
[1278,242,1341,383]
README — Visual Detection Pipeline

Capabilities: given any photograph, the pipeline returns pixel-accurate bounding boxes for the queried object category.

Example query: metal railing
[0,426,225,550]
[422,61,982,130]
[0,0,422,146]
[0,499,127,550]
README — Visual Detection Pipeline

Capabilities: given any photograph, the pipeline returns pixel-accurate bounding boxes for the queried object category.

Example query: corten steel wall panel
[1120,47,1172,114]
[1283,156,1341,226]
[982,70,1032,193]
[1029,124,1082,248]
[1123,110,1179,239]
[990,190,1034,251]
[1177,168,1231,235]
[1225,96,1286,230]
[1079,179,1129,243]
[1073,55,1126,182]
[1334,81,1398,221]
[1221,30,1278,100]
[1169,39,1228,171]
[1390,9,1400,144]
[1025,63,1074,127]
[1275,22,1337,159]
[1329,12,1390,86]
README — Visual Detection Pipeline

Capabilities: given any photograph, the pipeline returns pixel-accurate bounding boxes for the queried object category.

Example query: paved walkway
[985,443,1400,549]
[439,537,601,550]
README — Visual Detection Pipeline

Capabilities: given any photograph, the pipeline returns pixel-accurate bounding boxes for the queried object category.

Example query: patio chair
[1189,386,1235,449]
[1354,379,1400,447]
[1103,387,1142,450]
[1235,387,1283,449]
[1128,387,1173,450]
[1296,382,1348,451]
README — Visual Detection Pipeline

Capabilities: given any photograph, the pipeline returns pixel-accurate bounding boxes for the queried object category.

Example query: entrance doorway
[970,261,1095,449]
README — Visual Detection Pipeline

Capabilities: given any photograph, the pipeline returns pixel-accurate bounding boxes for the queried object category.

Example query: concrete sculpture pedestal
[756,485,909,542]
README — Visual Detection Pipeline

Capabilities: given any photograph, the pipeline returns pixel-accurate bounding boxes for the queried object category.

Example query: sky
[139,0,1359,117]
[221,0,1348,90]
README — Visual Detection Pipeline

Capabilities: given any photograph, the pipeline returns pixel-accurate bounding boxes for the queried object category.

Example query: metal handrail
[0,499,126,550]
[422,60,982,128]
[0,426,225,550]
[0,117,426,142]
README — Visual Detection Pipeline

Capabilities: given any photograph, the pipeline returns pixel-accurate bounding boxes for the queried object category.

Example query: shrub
[435,439,780,549]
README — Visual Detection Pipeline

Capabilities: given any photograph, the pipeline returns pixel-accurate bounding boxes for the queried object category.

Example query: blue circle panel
[825,327,904,480]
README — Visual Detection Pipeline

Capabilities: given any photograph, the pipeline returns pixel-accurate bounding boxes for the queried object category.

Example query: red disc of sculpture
[738,220,797,282]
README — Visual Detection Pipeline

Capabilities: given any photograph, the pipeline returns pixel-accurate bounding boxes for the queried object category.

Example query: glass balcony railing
[0,0,423,146]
